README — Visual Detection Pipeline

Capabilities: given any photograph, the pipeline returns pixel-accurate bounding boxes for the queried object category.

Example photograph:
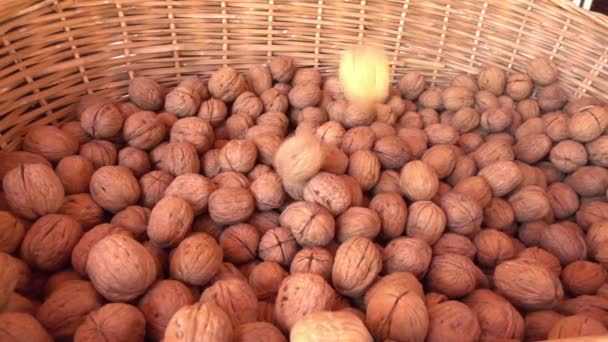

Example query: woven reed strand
[1,0,607,150]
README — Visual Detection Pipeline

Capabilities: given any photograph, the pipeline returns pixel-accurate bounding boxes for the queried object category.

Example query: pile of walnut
[2,55,608,342]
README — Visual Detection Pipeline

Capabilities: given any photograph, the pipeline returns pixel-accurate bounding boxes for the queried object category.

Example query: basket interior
[1,0,608,150]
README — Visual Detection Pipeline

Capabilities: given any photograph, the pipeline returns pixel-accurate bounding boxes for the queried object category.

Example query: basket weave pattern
[1,0,607,150]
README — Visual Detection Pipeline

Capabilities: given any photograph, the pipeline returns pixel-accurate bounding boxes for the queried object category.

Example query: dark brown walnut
[397,127,429,159]
[209,187,255,225]
[139,170,174,208]
[170,233,222,286]
[427,300,480,342]
[472,139,514,169]
[549,139,588,173]
[347,150,381,191]
[336,207,381,242]
[74,303,145,342]
[169,117,215,154]
[475,90,499,112]
[524,310,564,341]
[494,258,564,310]
[90,166,140,213]
[128,77,164,111]
[478,66,506,95]
[80,102,124,139]
[548,315,608,339]
[425,123,458,145]
[233,91,264,119]
[0,312,53,342]
[164,302,233,342]
[480,107,512,132]
[258,227,298,266]
[442,86,475,111]
[561,260,606,296]
[20,214,82,271]
[482,197,515,232]
[36,280,102,339]
[290,247,334,281]
[463,289,525,341]
[478,160,523,197]
[274,273,335,332]
[365,274,429,342]
[219,224,260,265]
[261,88,289,113]
[248,65,273,96]
[148,196,193,247]
[383,237,432,278]
[440,191,483,236]
[219,139,257,173]
[577,201,608,229]
[208,66,247,102]
[87,234,157,301]
[452,176,492,209]
[80,139,117,168]
[514,133,552,164]
[398,72,425,100]
[342,126,375,155]
[546,182,579,220]
[151,141,200,176]
[539,223,587,265]
[506,72,534,100]
[566,165,608,197]
[59,193,104,229]
[405,201,445,245]
[248,261,288,301]
[2,164,65,220]
[0,211,24,253]
[164,173,216,215]
[369,192,407,239]
[280,201,335,247]
[269,56,295,83]
[200,279,258,326]
[118,147,151,177]
[473,229,516,268]
[248,211,280,235]
[419,87,443,110]
[122,110,166,150]
[110,206,150,238]
[568,105,608,142]
[508,185,551,222]
[235,321,287,342]
[587,221,608,267]
[399,160,439,201]
[538,83,568,112]
[303,172,352,215]
[198,97,228,127]
[332,237,382,298]
[22,125,78,162]
[55,155,94,195]
[427,253,483,298]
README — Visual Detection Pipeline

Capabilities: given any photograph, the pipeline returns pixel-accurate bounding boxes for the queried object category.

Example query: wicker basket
[1,0,607,151]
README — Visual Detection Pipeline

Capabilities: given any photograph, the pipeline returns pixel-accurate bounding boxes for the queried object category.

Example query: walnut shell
[399,111,424,129]
[332,237,382,298]
[538,84,567,113]
[424,123,458,145]
[79,139,118,168]
[508,185,551,223]
[480,107,512,132]
[0,211,24,253]
[506,72,534,100]
[274,273,336,332]
[58,193,103,229]
[269,56,295,83]
[452,176,492,209]
[280,201,335,247]
[587,221,608,267]
[209,187,255,225]
[383,237,431,278]
[261,88,289,113]
[213,171,251,189]
[274,134,323,184]
[200,279,258,326]
[549,139,587,173]
[3,163,64,220]
[0,253,20,309]
[372,135,409,170]
[209,66,247,102]
[248,65,273,96]
[419,87,443,110]
[474,90,499,113]
[368,192,407,239]
[342,126,375,155]
[164,173,216,215]
[526,56,559,85]
[236,322,287,342]
[478,160,523,197]
[23,125,79,162]
[122,110,166,150]
[347,150,380,191]
[80,101,124,139]
[90,166,141,213]
[74,303,145,342]
[524,310,564,341]
[248,261,288,301]
[20,214,82,271]
[472,139,514,170]
[440,191,483,236]
[164,302,233,342]
[139,170,173,208]
[233,91,264,119]
[586,135,608,167]
[478,66,506,95]
[567,166,608,197]
[548,315,607,339]
[71,223,130,276]
[427,253,483,298]
[568,106,608,142]
[165,77,205,117]
[320,143,349,174]
[198,97,228,127]
[87,234,157,301]
[128,77,164,111]
[169,117,215,155]
[36,280,103,338]
[148,196,193,247]
[151,141,200,176]
[290,247,334,281]
[258,227,298,266]
[561,260,606,296]
[170,233,222,286]
[442,86,475,111]
[472,228,515,268]
[427,301,480,342]
[397,128,428,159]
[303,172,352,215]
[546,182,579,220]
[218,139,257,173]
[399,160,439,201]
[336,207,381,242]
[463,289,525,341]
[0,151,52,185]
[539,223,587,265]
[398,72,425,100]
[0,312,53,342]
[118,147,151,177]
[219,224,260,265]
[290,310,371,342]
[406,201,446,245]
[288,84,321,109]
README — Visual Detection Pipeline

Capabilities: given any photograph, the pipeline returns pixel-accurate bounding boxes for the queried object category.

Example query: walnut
[128,77,164,110]
[248,65,273,96]
[279,201,333,247]
[151,141,200,176]
[448,107,480,133]
[514,133,552,164]
[548,315,607,339]
[332,237,381,298]
[507,185,551,223]
[514,117,544,141]
[209,187,255,225]
[427,301,480,342]
[405,201,445,245]
[235,322,286,342]
[158,112,178,129]
[0,211,24,253]
[232,91,264,120]
[399,160,439,201]
[457,133,483,154]
[139,170,173,208]
[218,139,257,173]
[290,247,333,281]
[471,228,515,268]
[87,234,157,301]
[0,151,51,184]
[566,165,608,197]
[320,143,348,175]
[538,83,568,111]
[170,233,222,286]
[208,66,247,102]
[478,160,523,197]
[164,173,215,215]
[374,103,396,125]
[398,72,425,100]
[248,261,288,301]
[472,139,514,170]
[442,86,475,111]
[122,110,166,150]
[506,72,533,100]
[269,56,295,83]
[480,107,512,132]
[23,125,78,162]
[396,128,428,158]
[164,302,233,342]
[474,90,499,112]
[424,123,458,145]
[371,135,409,170]
[165,77,205,117]
[586,135,608,166]
[213,171,250,189]
[451,74,479,92]
[148,196,194,247]
[219,224,260,265]
[539,223,587,265]
[342,126,375,155]
[439,191,483,236]
[74,303,146,342]
[116,147,150,177]
[261,88,289,113]
[368,192,407,239]
[516,100,540,122]
[382,237,432,278]
[118,101,144,118]
[427,253,483,298]
[290,68,320,87]
[549,139,587,173]
[418,108,440,127]
[111,205,150,237]
[365,274,428,341]
[274,273,335,332]
[79,139,117,168]
[339,102,375,128]
[526,56,559,85]
[80,102,124,139]
[561,260,606,296]
[333,207,380,243]
[303,172,352,215]
[273,134,323,184]
[0,312,53,342]
[326,99,348,122]
[257,111,289,133]
[58,193,104,229]
[200,279,258,326]
[478,66,506,95]
[586,221,608,267]
[19,214,82,271]
[568,105,608,142]
[258,227,298,266]
[290,310,371,341]
[372,170,400,195]
[54,155,94,195]
[212,262,248,284]
[544,183,579,221]
[463,289,525,341]
[524,310,564,341]
[170,116,215,153]
[197,97,228,127]
[288,84,321,109]
[345,150,379,191]
[199,149,219,178]
[90,166,140,212]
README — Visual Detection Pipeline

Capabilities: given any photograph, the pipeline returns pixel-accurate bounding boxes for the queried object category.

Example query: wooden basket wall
[1,0,608,151]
